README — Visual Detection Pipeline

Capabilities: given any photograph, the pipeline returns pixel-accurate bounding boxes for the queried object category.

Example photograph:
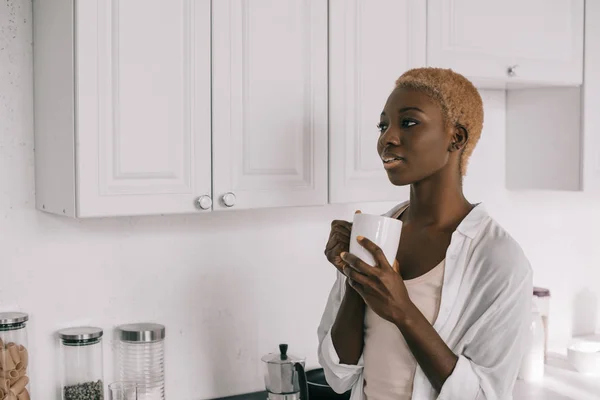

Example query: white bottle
[518,305,545,381]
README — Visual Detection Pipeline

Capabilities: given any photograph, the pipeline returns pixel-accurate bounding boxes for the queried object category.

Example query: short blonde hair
[395,67,484,175]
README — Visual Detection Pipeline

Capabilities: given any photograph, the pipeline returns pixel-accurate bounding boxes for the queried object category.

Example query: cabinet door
[212,0,328,211]
[427,0,584,87]
[75,0,212,217]
[329,0,425,204]
[583,0,600,192]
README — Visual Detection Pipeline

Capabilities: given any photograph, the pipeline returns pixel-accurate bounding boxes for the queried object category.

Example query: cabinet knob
[222,192,236,207]
[195,195,212,210]
[507,65,518,77]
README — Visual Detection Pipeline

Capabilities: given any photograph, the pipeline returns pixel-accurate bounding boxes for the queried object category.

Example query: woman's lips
[381,154,406,170]
[383,158,405,170]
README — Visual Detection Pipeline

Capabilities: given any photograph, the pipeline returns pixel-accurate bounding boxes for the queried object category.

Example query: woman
[318,68,532,400]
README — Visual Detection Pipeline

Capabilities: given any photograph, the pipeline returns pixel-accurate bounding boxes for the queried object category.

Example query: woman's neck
[405,168,473,229]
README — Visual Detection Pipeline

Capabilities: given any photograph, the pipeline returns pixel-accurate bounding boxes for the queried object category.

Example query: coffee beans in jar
[64,380,104,400]
[58,327,105,400]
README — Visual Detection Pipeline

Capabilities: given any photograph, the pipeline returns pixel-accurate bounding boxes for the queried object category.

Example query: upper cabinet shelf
[427,0,584,88]
[212,0,328,211]
[33,0,589,217]
[34,0,213,218]
[328,0,425,204]
[505,0,600,192]
[33,0,327,217]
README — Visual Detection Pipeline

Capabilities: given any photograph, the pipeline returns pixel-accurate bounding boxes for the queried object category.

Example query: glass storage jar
[533,287,551,362]
[58,327,104,400]
[518,304,545,382]
[116,323,165,400]
[0,312,31,400]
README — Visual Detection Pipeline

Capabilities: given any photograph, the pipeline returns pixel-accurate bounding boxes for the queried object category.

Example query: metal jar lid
[58,326,103,342]
[0,312,29,325]
[116,323,165,343]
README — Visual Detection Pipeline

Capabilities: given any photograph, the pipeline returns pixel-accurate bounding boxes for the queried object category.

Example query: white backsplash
[2,1,600,399]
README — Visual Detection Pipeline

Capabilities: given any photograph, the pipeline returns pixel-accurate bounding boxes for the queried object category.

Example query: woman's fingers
[325,214,363,272]
[357,236,390,269]
[346,276,365,295]
[343,263,370,287]
[326,243,350,271]
[340,251,377,276]
[325,231,349,253]
[331,220,352,234]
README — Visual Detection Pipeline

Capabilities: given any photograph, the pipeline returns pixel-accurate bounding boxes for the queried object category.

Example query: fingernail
[340,252,347,259]
[357,235,365,241]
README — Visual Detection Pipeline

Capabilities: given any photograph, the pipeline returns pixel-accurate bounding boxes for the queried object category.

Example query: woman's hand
[341,236,414,325]
[324,210,361,274]
[325,211,367,365]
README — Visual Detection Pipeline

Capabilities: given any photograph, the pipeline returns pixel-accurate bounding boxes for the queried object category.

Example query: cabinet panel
[505,1,600,192]
[329,0,425,203]
[582,0,600,192]
[75,0,211,217]
[506,87,582,191]
[427,0,584,87]
[212,0,328,210]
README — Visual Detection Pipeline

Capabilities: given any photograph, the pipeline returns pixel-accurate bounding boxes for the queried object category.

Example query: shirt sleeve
[438,252,533,400]
[317,270,364,394]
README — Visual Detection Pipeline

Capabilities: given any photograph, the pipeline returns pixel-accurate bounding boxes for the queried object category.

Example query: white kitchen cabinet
[427,0,584,88]
[34,0,212,217]
[211,0,328,211]
[34,0,328,217]
[581,0,600,192]
[506,0,600,192]
[328,0,425,204]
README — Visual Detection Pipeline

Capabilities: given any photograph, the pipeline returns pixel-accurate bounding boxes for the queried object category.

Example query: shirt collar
[455,202,489,239]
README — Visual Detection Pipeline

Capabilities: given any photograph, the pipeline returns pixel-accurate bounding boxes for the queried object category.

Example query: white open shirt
[317,202,533,400]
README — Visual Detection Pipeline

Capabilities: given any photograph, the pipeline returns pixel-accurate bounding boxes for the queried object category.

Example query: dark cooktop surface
[212,391,266,400]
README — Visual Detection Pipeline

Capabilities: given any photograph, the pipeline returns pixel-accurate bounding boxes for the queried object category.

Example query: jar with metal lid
[518,304,545,381]
[533,287,551,362]
[116,323,165,400]
[58,327,104,400]
[0,312,31,400]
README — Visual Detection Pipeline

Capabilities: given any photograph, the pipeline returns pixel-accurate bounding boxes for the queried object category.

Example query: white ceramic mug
[349,213,402,267]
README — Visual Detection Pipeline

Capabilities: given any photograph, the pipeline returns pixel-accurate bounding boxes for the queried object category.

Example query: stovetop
[212,391,266,400]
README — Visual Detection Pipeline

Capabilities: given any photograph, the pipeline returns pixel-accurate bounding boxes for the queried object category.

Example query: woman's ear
[449,124,469,152]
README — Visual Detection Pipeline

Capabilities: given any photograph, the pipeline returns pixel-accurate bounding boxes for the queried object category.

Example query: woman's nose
[379,127,402,147]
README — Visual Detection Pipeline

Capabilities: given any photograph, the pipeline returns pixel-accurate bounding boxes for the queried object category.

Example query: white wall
[1,1,599,399]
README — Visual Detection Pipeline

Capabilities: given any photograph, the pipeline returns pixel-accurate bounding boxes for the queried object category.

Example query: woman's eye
[376,123,388,133]
[401,119,417,128]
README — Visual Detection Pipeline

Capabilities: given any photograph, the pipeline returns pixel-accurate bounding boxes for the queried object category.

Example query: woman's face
[377,87,456,186]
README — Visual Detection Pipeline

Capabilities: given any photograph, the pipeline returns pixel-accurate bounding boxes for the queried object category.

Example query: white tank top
[363,211,445,399]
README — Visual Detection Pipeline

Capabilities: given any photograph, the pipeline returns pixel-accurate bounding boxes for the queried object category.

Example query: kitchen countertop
[512,353,600,400]
[213,354,600,400]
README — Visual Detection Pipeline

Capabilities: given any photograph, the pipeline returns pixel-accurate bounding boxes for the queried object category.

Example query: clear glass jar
[0,312,31,400]
[116,323,165,400]
[58,327,104,400]
[533,287,551,362]
[518,306,545,381]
